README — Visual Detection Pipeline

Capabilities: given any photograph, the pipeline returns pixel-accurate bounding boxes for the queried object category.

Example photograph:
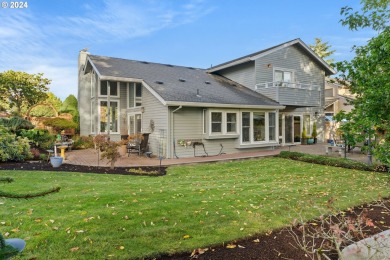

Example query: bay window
[241,111,278,144]
[211,112,222,133]
[226,113,237,133]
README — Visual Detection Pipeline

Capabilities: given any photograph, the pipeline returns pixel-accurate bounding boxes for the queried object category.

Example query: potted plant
[50,156,63,168]
[301,125,308,145]
[312,122,318,144]
[307,136,314,144]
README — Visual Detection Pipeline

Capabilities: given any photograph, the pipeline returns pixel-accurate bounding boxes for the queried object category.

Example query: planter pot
[50,156,63,168]
[301,138,307,145]
[307,138,314,145]
[314,138,317,144]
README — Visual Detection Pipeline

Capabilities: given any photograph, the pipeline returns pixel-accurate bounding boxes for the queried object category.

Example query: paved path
[64,143,372,167]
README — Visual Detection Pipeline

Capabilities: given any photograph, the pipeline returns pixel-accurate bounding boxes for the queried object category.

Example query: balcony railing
[254,81,321,107]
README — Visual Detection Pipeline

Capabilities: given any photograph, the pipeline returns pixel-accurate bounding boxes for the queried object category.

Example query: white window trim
[208,110,239,136]
[240,111,279,145]
[127,113,143,135]
[98,98,121,134]
[98,81,120,98]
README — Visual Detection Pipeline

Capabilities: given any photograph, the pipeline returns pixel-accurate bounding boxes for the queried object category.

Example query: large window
[100,81,119,96]
[128,82,142,108]
[99,100,119,133]
[241,111,278,144]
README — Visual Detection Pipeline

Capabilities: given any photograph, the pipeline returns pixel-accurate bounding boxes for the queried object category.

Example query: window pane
[269,112,276,141]
[110,101,118,132]
[101,81,108,95]
[253,112,265,141]
[135,114,142,133]
[109,81,118,96]
[284,72,292,82]
[100,101,107,132]
[129,115,135,135]
[129,83,135,107]
[227,113,236,133]
[242,112,250,142]
[211,112,222,133]
[136,83,142,97]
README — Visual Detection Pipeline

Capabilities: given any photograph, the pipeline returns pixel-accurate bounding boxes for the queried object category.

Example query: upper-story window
[128,82,142,108]
[100,81,119,97]
[275,69,293,86]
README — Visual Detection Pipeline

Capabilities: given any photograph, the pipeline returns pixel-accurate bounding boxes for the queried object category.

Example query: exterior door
[128,113,142,135]
[282,114,302,144]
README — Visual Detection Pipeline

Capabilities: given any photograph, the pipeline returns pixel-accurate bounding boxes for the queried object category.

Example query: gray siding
[255,45,325,108]
[141,87,169,158]
[170,107,275,158]
[217,62,255,88]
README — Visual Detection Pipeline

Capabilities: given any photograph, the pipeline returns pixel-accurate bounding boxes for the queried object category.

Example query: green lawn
[1,157,389,259]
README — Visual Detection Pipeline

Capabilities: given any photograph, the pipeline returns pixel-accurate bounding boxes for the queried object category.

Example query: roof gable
[208,39,335,75]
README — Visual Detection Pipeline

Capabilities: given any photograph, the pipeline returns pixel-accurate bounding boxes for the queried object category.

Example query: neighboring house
[324,80,355,141]
[78,39,335,158]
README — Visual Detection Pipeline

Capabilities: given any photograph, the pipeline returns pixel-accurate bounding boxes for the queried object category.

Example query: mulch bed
[1,161,389,259]
[0,161,166,176]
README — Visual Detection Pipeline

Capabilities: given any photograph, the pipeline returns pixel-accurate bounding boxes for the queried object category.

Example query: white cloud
[0,0,214,101]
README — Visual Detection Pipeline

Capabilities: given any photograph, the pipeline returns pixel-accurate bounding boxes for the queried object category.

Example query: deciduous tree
[0,70,50,116]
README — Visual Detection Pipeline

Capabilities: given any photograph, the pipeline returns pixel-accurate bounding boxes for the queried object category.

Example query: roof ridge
[89,54,205,71]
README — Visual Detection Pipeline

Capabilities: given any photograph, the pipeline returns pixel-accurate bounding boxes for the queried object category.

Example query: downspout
[172,105,183,159]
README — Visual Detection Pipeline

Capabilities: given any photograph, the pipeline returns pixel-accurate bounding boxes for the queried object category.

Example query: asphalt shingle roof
[89,55,281,107]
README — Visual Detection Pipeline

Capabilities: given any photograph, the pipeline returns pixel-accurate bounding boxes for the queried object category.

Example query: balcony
[255,82,321,107]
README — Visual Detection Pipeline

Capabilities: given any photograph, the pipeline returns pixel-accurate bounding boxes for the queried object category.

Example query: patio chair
[127,133,149,156]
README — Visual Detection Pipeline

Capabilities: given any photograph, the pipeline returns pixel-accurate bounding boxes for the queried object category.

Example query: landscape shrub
[0,116,34,134]
[19,129,55,149]
[0,127,32,162]
[72,135,94,149]
[278,151,377,172]
[43,117,77,132]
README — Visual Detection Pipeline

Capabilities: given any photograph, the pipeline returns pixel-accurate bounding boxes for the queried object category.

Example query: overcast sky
[0,0,376,101]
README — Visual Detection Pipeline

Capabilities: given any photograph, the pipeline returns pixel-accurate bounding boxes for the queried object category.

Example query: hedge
[278,151,388,172]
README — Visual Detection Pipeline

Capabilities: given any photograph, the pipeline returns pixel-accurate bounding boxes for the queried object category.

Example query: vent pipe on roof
[196,89,201,98]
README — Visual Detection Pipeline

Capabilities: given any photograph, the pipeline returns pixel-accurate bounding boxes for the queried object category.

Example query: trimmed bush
[19,129,55,149]
[43,117,77,132]
[0,116,34,134]
[0,127,32,162]
[278,151,377,172]
[72,135,94,149]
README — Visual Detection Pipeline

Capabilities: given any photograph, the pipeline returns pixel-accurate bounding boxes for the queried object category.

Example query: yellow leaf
[183,235,190,239]
[226,244,236,249]
[70,247,79,252]
[11,228,20,233]
[118,246,125,250]
[34,218,42,223]
[253,239,260,243]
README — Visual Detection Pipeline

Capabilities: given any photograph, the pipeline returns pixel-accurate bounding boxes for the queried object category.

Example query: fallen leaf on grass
[70,247,79,252]
[183,235,190,239]
[190,248,208,257]
[118,246,125,250]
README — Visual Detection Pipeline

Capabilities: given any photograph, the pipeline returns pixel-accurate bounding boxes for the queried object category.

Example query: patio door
[282,114,302,144]
[128,113,142,135]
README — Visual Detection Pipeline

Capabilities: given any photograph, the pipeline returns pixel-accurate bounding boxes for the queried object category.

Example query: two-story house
[78,39,335,158]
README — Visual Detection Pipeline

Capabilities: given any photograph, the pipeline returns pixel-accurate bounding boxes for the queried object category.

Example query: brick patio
[64,143,372,167]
